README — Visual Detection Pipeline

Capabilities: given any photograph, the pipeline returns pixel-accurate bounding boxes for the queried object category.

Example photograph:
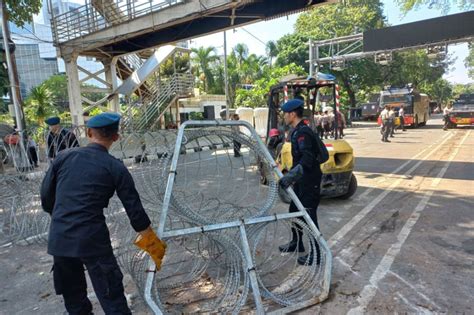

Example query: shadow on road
[355,157,474,181]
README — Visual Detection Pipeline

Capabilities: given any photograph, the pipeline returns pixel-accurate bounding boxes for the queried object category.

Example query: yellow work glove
[134,229,167,270]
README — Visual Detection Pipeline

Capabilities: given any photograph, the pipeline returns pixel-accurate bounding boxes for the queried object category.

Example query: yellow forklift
[264,74,357,202]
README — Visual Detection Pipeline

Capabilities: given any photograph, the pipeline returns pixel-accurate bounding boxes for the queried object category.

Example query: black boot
[297,252,315,265]
[298,237,321,266]
[279,228,305,253]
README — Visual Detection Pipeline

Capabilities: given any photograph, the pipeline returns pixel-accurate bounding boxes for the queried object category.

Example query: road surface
[0,116,472,314]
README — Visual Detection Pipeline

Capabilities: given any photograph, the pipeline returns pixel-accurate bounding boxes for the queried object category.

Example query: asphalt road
[0,116,472,314]
[302,116,473,314]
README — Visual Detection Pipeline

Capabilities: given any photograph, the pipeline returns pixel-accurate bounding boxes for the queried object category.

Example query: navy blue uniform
[41,143,151,314]
[289,121,322,263]
[289,120,322,213]
[47,128,79,159]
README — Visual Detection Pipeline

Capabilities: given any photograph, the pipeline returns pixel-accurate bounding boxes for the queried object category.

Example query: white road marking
[351,131,451,202]
[328,131,454,248]
[388,271,441,310]
[396,292,432,315]
[347,130,470,314]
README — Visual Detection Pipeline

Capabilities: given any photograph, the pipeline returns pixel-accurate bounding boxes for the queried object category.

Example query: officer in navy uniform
[278,99,322,266]
[41,113,166,315]
[45,116,79,159]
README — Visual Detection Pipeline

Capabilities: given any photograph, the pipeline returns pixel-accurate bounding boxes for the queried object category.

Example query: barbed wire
[0,124,329,312]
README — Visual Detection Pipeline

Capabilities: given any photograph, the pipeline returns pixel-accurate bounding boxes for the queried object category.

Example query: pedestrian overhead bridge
[52,0,335,58]
[49,0,335,126]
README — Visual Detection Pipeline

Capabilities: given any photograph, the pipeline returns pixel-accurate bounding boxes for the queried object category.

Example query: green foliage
[0,113,14,125]
[383,50,450,87]
[191,46,219,92]
[89,107,105,116]
[24,85,57,126]
[160,52,190,77]
[82,84,106,103]
[422,78,452,105]
[266,41,278,67]
[275,33,309,72]
[285,0,386,107]
[0,53,9,97]
[395,0,472,14]
[3,0,42,28]
[452,83,474,97]
[40,74,69,107]
[235,63,306,108]
[39,74,106,107]
[466,43,474,80]
[296,1,385,39]
[189,112,204,120]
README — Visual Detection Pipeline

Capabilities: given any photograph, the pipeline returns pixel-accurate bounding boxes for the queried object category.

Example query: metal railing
[124,72,193,131]
[51,0,185,43]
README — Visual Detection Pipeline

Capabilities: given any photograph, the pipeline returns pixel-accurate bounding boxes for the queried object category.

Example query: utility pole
[0,0,25,132]
[223,30,230,120]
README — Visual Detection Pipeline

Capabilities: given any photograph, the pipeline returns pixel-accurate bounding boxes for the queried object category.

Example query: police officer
[399,105,406,131]
[278,99,322,266]
[443,103,453,130]
[41,113,166,315]
[45,116,79,159]
[388,107,396,138]
[380,105,391,142]
[231,113,242,157]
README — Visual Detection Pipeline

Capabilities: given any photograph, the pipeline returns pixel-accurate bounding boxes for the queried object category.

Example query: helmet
[269,128,280,138]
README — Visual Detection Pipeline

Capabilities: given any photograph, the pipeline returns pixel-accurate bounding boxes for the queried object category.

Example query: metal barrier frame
[145,120,332,314]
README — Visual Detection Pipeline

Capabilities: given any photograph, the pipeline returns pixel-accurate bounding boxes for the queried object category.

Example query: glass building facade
[14,44,59,98]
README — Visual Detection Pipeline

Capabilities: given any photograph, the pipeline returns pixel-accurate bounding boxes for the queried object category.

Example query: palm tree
[233,43,249,67]
[25,84,56,125]
[265,41,278,67]
[191,46,219,92]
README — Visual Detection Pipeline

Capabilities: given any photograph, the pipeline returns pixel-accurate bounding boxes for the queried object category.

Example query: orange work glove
[134,229,167,270]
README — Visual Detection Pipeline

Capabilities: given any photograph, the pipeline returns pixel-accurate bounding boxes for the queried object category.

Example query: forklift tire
[340,173,357,200]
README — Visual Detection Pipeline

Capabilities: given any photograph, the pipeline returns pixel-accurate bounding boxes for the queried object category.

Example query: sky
[189,1,472,84]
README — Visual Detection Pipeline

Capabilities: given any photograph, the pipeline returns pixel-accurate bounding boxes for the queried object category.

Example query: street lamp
[375,52,392,65]
[331,59,345,71]
[426,45,447,60]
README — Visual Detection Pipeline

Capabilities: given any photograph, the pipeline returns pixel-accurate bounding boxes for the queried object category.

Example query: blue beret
[45,116,60,125]
[86,112,121,129]
[281,99,304,113]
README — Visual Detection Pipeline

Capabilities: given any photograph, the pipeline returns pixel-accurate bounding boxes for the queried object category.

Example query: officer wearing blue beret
[41,112,166,314]
[278,99,322,266]
[45,116,79,159]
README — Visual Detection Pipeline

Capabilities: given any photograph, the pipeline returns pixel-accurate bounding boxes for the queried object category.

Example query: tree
[266,41,278,67]
[191,46,219,92]
[160,52,191,77]
[424,78,452,106]
[233,43,249,67]
[465,43,474,80]
[381,50,452,93]
[275,33,310,72]
[24,84,57,126]
[3,0,42,28]
[235,63,306,108]
[0,53,9,97]
[290,0,386,107]
[41,74,69,108]
[394,0,472,13]
[452,83,474,97]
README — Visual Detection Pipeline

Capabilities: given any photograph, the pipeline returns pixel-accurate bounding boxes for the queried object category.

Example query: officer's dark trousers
[381,119,390,141]
[53,254,131,315]
[233,140,241,157]
[289,176,322,263]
